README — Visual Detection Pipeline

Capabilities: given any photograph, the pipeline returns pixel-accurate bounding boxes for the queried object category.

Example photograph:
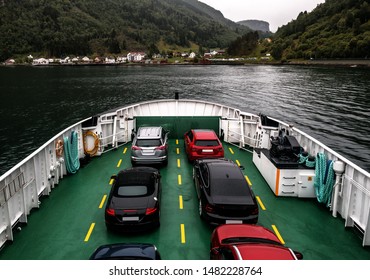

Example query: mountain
[237,20,270,32]
[0,0,250,61]
[271,0,370,60]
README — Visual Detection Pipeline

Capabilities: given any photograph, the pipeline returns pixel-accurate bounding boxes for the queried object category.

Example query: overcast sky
[199,0,326,32]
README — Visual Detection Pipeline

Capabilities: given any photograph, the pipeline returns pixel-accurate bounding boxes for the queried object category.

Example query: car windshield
[195,140,219,146]
[136,139,161,147]
[116,185,148,196]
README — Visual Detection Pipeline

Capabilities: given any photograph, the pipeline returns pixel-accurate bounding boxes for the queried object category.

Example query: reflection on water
[0,65,369,175]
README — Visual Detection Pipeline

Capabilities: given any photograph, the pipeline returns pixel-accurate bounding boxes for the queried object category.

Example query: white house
[127,52,146,62]
[32,58,49,65]
[189,52,196,59]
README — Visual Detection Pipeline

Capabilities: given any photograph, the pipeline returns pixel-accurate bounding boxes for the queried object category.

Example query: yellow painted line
[176,139,179,145]
[178,174,182,185]
[177,159,181,168]
[229,147,234,154]
[245,175,252,187]
[272,225,285,244]
[180,224,186,243]
[236,159,240,166]
[176,148,180,154]
[117,159,122,168]
[99,195,107,209]
[256,196,266,210]
[109,179,114,185]
[179,195,183,209]
[84,223,95,242]
[123,147,127,154]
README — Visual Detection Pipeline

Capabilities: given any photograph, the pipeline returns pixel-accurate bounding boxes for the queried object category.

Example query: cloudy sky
[199,0,326,32]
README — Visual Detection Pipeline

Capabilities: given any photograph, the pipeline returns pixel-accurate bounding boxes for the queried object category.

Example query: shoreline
[2,59,370,68]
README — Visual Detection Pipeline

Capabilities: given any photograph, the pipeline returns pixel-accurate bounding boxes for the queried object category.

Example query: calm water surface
[0,65,369,175]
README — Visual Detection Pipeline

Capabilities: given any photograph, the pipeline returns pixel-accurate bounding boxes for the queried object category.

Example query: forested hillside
[0,0,249,61]
[271,0,370,60]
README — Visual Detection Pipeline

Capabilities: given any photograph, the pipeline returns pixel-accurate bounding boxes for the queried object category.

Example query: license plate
[226,220,242,224]
[202,149,213,153]
[122,217,139,221]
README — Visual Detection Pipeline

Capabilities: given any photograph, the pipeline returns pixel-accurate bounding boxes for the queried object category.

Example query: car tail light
[218,147,223,152]
[132,146,142,150]
[145,207,158,215]
[106,208,115,216]
[192,147,198,152]
[250,207,259,215]
[205,203,215,213]
[155,145,166,150]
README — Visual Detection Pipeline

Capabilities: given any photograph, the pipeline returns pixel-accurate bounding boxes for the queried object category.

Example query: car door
[184,130,193,155]
[197,162,209,199]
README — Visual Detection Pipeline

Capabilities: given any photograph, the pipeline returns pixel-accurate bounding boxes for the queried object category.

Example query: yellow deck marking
[99,195,107,209]
[176,148,180,154]
[84,223,95,242]
[123,147,127,154]
[256,196,266,210]
[178,175,182,185]
[179,195,183,209]
[229,147,234,154]
[109,179,114,185]
[177,159,181,168]
[176,139,179,145]
[272,225,285,244]
[245,175,252,187]
[117,159,122,168]
[236,159,241,166]
[180,224,186,243]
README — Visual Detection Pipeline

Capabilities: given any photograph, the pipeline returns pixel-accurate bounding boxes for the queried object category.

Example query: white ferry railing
[1,99,369,249]
[0,118,89,248]
[269,117,370,246]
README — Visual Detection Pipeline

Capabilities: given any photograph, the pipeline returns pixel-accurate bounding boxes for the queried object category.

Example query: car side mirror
[211,248,221,255]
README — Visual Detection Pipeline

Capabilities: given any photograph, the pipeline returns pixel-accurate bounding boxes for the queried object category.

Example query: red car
[210,224,303,260]
[184,129,224,161]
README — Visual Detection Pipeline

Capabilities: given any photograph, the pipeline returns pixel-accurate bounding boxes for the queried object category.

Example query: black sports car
[90,243,161,260]
[193,158,258,225]
[105,167,161,231]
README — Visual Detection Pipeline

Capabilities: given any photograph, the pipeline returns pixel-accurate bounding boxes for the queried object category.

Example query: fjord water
[0,65,369,175]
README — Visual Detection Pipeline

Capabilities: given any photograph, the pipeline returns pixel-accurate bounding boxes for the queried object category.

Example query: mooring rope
[314,153,334,207]
[63,131,80,174]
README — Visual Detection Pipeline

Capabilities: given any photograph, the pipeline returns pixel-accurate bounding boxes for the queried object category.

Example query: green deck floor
[1,139,370,260]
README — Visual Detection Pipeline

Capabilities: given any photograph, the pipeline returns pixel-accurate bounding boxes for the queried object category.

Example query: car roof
[234,244,296,260]
[115,167,159,186]
[192,129,218,140]
[137,127,162,139]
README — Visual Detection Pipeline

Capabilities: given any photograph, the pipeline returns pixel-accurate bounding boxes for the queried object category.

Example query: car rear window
[136,139,161,147]
[116,185,149,196]
[195,140,219,146]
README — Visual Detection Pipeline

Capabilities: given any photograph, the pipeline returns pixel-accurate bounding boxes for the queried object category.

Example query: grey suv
[131,127,169,166]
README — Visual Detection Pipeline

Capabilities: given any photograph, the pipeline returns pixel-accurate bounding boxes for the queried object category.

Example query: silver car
[131,127,169,166]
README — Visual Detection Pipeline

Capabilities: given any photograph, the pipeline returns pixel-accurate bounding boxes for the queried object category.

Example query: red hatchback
[210,224,303,260]
[184,129,224,161]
